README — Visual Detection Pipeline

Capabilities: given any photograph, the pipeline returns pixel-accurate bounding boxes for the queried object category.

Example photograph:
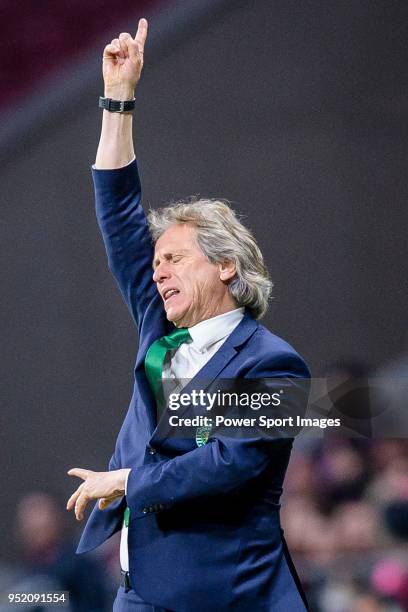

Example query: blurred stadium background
[1,0,408,610]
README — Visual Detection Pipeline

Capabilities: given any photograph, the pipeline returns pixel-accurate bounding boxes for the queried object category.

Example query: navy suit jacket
[77,159,310,611]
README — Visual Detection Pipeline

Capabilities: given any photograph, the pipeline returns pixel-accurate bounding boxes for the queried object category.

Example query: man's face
[153,223,235,327]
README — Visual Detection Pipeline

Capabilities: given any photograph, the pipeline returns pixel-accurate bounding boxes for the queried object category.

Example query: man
[67,19,310,611]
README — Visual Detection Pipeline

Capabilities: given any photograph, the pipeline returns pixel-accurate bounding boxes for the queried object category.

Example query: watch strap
[99,96,136,113]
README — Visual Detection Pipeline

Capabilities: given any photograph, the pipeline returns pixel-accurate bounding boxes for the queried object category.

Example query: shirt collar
[188,308,245,353]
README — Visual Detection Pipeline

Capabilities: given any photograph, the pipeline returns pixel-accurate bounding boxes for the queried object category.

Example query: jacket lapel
[134,367,157,434]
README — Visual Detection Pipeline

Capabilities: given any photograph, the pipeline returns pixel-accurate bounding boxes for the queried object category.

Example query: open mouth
[163,288,180,302]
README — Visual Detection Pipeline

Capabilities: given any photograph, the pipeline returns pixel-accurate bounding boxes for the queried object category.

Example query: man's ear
[218,260,236,282]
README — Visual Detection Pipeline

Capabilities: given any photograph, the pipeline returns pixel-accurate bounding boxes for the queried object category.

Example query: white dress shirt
[119,307,245,571]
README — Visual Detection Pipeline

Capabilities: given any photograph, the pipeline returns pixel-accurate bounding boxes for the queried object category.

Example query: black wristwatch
[99,96,136,113]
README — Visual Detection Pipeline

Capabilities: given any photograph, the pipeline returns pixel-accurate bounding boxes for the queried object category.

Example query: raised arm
[93,21,166,330]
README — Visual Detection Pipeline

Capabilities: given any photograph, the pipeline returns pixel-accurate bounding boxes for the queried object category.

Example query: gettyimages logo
[167,388,283,411]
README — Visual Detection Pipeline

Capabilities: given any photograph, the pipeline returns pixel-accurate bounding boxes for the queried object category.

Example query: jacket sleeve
[126,352,310,519]
[92,159,164,330]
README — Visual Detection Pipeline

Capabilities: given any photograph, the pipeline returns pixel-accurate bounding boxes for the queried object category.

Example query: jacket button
[148,446,156,455]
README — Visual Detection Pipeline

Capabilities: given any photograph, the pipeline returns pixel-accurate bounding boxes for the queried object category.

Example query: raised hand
[103,18,148,99]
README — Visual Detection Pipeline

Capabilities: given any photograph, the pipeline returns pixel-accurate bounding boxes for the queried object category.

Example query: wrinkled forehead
[153,223,199,255]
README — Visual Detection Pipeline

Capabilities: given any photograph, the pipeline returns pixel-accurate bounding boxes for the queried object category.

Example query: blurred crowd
[1,357,407,612]
[282,354,408,612]
[283,438,408,612]
[0,491,119,611]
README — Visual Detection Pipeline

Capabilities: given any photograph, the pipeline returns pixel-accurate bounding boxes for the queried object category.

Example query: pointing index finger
[135,18,148,52]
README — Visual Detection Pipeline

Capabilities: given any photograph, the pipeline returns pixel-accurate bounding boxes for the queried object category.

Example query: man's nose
[153,261,171,283]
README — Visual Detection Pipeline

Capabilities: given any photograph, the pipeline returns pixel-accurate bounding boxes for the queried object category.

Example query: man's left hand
[66,467,131,520]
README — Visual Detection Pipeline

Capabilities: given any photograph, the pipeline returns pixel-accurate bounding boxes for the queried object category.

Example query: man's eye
[172,256,182,263]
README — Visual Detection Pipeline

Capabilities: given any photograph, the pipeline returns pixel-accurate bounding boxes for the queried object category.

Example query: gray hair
[147,197,273,319]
